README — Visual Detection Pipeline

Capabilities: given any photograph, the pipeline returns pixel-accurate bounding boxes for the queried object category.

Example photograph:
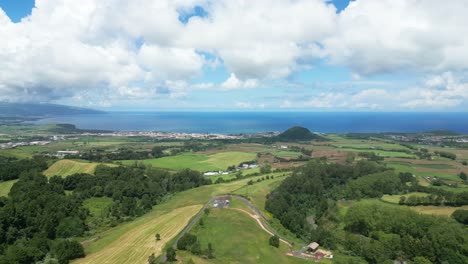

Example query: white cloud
[221,73,259,90]
[1,0,468,110]
[324,0,468,75]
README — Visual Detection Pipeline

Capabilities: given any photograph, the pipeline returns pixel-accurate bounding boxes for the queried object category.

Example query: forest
[0,160,211,263]
[265,160,468,264]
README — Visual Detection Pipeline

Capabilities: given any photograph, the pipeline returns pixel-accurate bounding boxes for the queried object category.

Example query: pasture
[186,209,307,264]
[123,152,256,172]
[74,175,276,264]
[44,159,103,177]
[0,179,17,197]
[381,192,430,204]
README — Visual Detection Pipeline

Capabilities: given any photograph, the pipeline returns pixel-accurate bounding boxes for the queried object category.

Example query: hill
[0,102,103,117]
[277,126,324,141]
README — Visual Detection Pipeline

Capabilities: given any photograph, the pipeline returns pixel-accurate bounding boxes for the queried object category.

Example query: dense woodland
[265,160,468,264]
[0,160,210,263]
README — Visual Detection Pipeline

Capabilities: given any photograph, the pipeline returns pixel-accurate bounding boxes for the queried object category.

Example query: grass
[74,205,202,264]
[123,152,256,172]
[0,179,17,197]
[44,159,117,177]
[83,197,113,219]
[74,175,274,264]
[386,162,460,181]
[186,209,308,264]
[381,192,430,204]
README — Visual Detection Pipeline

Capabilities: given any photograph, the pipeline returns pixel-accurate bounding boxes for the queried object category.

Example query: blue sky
[0,0,467,111]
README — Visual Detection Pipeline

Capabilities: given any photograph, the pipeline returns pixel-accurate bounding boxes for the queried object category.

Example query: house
[203,172,219,176]
[280,145,288,149]
[307,242,319,252]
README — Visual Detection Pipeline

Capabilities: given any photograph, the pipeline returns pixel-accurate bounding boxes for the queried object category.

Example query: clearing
[0,179,17,197]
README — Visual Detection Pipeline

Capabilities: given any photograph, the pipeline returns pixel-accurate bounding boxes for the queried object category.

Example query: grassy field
[123,152,256,172]
[386,162,460,181]
[184,208,308,264]
[83,197,113,220]
[381,192,430,204]
[44,159,117,177]
[74,175,275,264]
[0,179,17,197]
[74,205,202,264]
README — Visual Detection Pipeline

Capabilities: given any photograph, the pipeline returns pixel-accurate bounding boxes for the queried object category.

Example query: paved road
[159,194,294,263]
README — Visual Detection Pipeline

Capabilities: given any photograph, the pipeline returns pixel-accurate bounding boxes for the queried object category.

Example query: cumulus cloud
[324,0,468,75]
[221,73,258,90]
[1,0,468,110]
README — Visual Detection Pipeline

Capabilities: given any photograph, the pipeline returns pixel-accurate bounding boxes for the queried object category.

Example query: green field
[123,152,256,172]
[386,162,459,181]
[73,175,276,264]
[44,159,99,177]
[44,159,116,177]
[381,192,430,204]
[0,179,17,197]
[83,197,113,220]
[183,208,307,264]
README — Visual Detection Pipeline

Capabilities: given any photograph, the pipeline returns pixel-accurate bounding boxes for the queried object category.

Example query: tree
[199,218,204,227]
[52,240,85,264]
[462,161,468,166]
[148,253,156,264]
[56,217,86,238]
[206,242,214,259]
[412,256,432,264]
[460,172,467,181]
[155,233,161,241]
[204,208,210,215]
[177,233,197,250]
[452,209,468,224]
[269,235,280,248]
[260,163,272,174]
[166,247,176,262]
[190,241,202,255]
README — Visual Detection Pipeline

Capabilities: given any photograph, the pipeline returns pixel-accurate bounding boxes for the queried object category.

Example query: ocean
[32,112,468,134]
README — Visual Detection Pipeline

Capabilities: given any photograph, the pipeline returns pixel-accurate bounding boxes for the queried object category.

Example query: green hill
[277,126,324,141]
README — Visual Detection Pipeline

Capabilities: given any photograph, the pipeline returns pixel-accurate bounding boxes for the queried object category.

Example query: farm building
[213,196,230,208]
[307,242,319,252]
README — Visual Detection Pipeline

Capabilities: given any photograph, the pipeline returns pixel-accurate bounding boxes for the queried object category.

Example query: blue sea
[32,112,468,134]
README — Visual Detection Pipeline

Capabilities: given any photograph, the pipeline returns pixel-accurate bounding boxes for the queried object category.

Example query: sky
[0,0,468,111]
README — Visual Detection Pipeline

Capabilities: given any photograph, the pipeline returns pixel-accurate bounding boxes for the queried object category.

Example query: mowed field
[181,209,308,264]
[122,152,256,172]
[74,205,202,264]
[73,175,274,264]
[0,179,17,197]
[44,159,116,177]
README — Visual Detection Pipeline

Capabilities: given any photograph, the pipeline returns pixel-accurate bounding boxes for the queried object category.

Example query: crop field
[123,152,256,172]
[386,162,460,181]
[186,209,307,264]
[0,179,17,197]
[74,205,202,264]
[410,205,468,216]
[44,159,116,177]
[333,142,411,151]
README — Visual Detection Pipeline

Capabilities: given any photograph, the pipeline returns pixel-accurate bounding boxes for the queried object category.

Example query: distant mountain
[277,126,325,141]
[0,102,103,117]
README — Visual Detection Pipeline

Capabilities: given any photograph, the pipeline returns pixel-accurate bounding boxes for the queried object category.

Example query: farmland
[74,175,273,264]
[183,208,308,264]
[122,152,256,172]
[44,159,111,177]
